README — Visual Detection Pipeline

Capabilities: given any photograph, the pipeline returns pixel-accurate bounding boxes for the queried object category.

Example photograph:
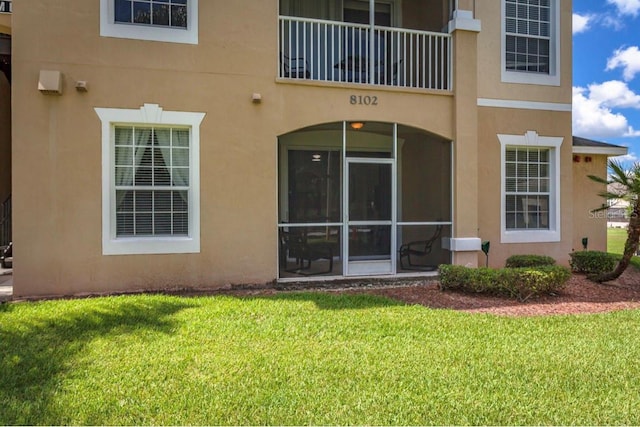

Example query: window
[504,147,550,229]
[501,0,559,86]
[499,131,562,243]
[114,126,190,238]
[100,0,198,44]
[115,0,188,28]
[96,104,205,255]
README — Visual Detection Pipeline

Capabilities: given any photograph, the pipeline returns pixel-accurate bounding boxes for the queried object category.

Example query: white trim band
[478,98,572,112]
[443,237,482,252]
[448,10,482,33]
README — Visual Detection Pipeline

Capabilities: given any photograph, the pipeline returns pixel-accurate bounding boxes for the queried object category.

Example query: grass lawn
[608,227,627,254]
[2,294,640,425]
[607,227,640,269]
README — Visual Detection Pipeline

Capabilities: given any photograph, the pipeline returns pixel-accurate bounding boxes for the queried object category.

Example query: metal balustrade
[279,16,452,91]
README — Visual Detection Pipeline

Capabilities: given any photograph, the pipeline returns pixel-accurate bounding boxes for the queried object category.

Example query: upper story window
[100,0,198,44]
[501,0,560,86]
[115,0,188,28]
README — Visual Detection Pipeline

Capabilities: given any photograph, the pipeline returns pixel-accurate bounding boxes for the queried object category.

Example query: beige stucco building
[0,0,628,297]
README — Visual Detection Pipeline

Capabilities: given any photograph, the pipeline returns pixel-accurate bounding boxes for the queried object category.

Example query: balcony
[278,16,452,91]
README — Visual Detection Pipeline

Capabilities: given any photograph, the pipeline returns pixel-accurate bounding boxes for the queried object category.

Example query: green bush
[569,251,616,275]
[505,254,556,268]
[438,264,571,302]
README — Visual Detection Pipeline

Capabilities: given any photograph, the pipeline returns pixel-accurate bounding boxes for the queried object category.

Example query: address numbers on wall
[350,95,378,106]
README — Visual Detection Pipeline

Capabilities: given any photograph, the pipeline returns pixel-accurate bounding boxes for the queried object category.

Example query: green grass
[2,294,640,425]
[607,227,640,269]
[608,227,628,254]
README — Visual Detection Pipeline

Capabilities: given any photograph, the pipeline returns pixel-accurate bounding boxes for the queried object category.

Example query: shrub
[569,251,616,275]
[438,264,571,302]
[505,254,556,268]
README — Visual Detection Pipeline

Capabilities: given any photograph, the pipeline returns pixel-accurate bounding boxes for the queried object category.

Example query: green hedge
[438,264,572,302]
[505,254,556,268]
[569,251,616,275]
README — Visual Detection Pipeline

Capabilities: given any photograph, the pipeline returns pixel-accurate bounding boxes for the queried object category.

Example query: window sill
[501,70,560,87]
[103,236,200,255]
[501,229,560,244]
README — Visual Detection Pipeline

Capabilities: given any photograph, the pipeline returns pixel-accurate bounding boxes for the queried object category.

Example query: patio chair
[389,59,403,85]
[398,225,442,271]
[0,242,11,269]
[280,229,333,275]
[281,53,310,79]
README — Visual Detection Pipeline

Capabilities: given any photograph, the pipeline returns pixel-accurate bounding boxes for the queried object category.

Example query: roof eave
[572,146,629,156]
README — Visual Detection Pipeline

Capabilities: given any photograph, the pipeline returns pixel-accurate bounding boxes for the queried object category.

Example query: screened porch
[277,122,452,279]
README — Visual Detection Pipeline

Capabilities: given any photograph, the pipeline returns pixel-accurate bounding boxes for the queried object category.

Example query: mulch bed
[228,268,640,317]
[343,268,640,316]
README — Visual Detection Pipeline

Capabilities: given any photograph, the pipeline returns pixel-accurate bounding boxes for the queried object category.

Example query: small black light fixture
[582,237,588,250]
[481,241,490,267]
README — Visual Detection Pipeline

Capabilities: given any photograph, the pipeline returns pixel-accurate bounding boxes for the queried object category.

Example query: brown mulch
[346,268,640,317]
[220,268,640,317]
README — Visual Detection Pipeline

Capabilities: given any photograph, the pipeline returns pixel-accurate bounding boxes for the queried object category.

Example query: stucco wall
[10,0,577,297]
[476,107,574,267]
[572,154,608,252]
[11,0,463,297]
[0,13,10,34]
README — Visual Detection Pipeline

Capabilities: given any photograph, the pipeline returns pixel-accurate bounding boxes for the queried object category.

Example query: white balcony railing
[279,16,452,91]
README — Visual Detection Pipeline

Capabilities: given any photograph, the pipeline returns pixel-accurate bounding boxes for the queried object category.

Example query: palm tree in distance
[589,159,640,282]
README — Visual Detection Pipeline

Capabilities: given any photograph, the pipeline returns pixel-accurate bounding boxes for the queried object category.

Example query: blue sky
[573,0,640,163]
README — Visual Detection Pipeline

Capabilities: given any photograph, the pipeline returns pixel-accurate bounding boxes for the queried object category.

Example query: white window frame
[100,0,199,44]
[501,0,560,86]
[95,103,205,255]
[498,131,562,243]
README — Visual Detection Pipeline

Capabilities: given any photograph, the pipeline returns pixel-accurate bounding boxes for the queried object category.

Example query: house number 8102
[350,95,378,105]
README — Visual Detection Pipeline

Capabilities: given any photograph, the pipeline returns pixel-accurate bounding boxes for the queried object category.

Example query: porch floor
[279,258,441,279]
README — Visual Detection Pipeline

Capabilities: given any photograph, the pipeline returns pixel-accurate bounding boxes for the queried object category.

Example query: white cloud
[573,86,639,138]
[573,13,592,34]
[615,152,639,163]
[587,80,640,109]
[606,46,640,81]
[607,0,640,16]
[601,14,626,30]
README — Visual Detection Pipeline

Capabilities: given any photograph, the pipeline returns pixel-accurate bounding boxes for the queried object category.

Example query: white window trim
[95,103,205,255]
[498,131,563,243]
[100,0,199,45]
[500,0,560,86]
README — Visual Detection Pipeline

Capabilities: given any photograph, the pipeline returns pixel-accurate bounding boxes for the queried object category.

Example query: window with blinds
[505,0,551,74]
[114,126,190,237]
[115,0,188,28]
[505,147,550,230]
